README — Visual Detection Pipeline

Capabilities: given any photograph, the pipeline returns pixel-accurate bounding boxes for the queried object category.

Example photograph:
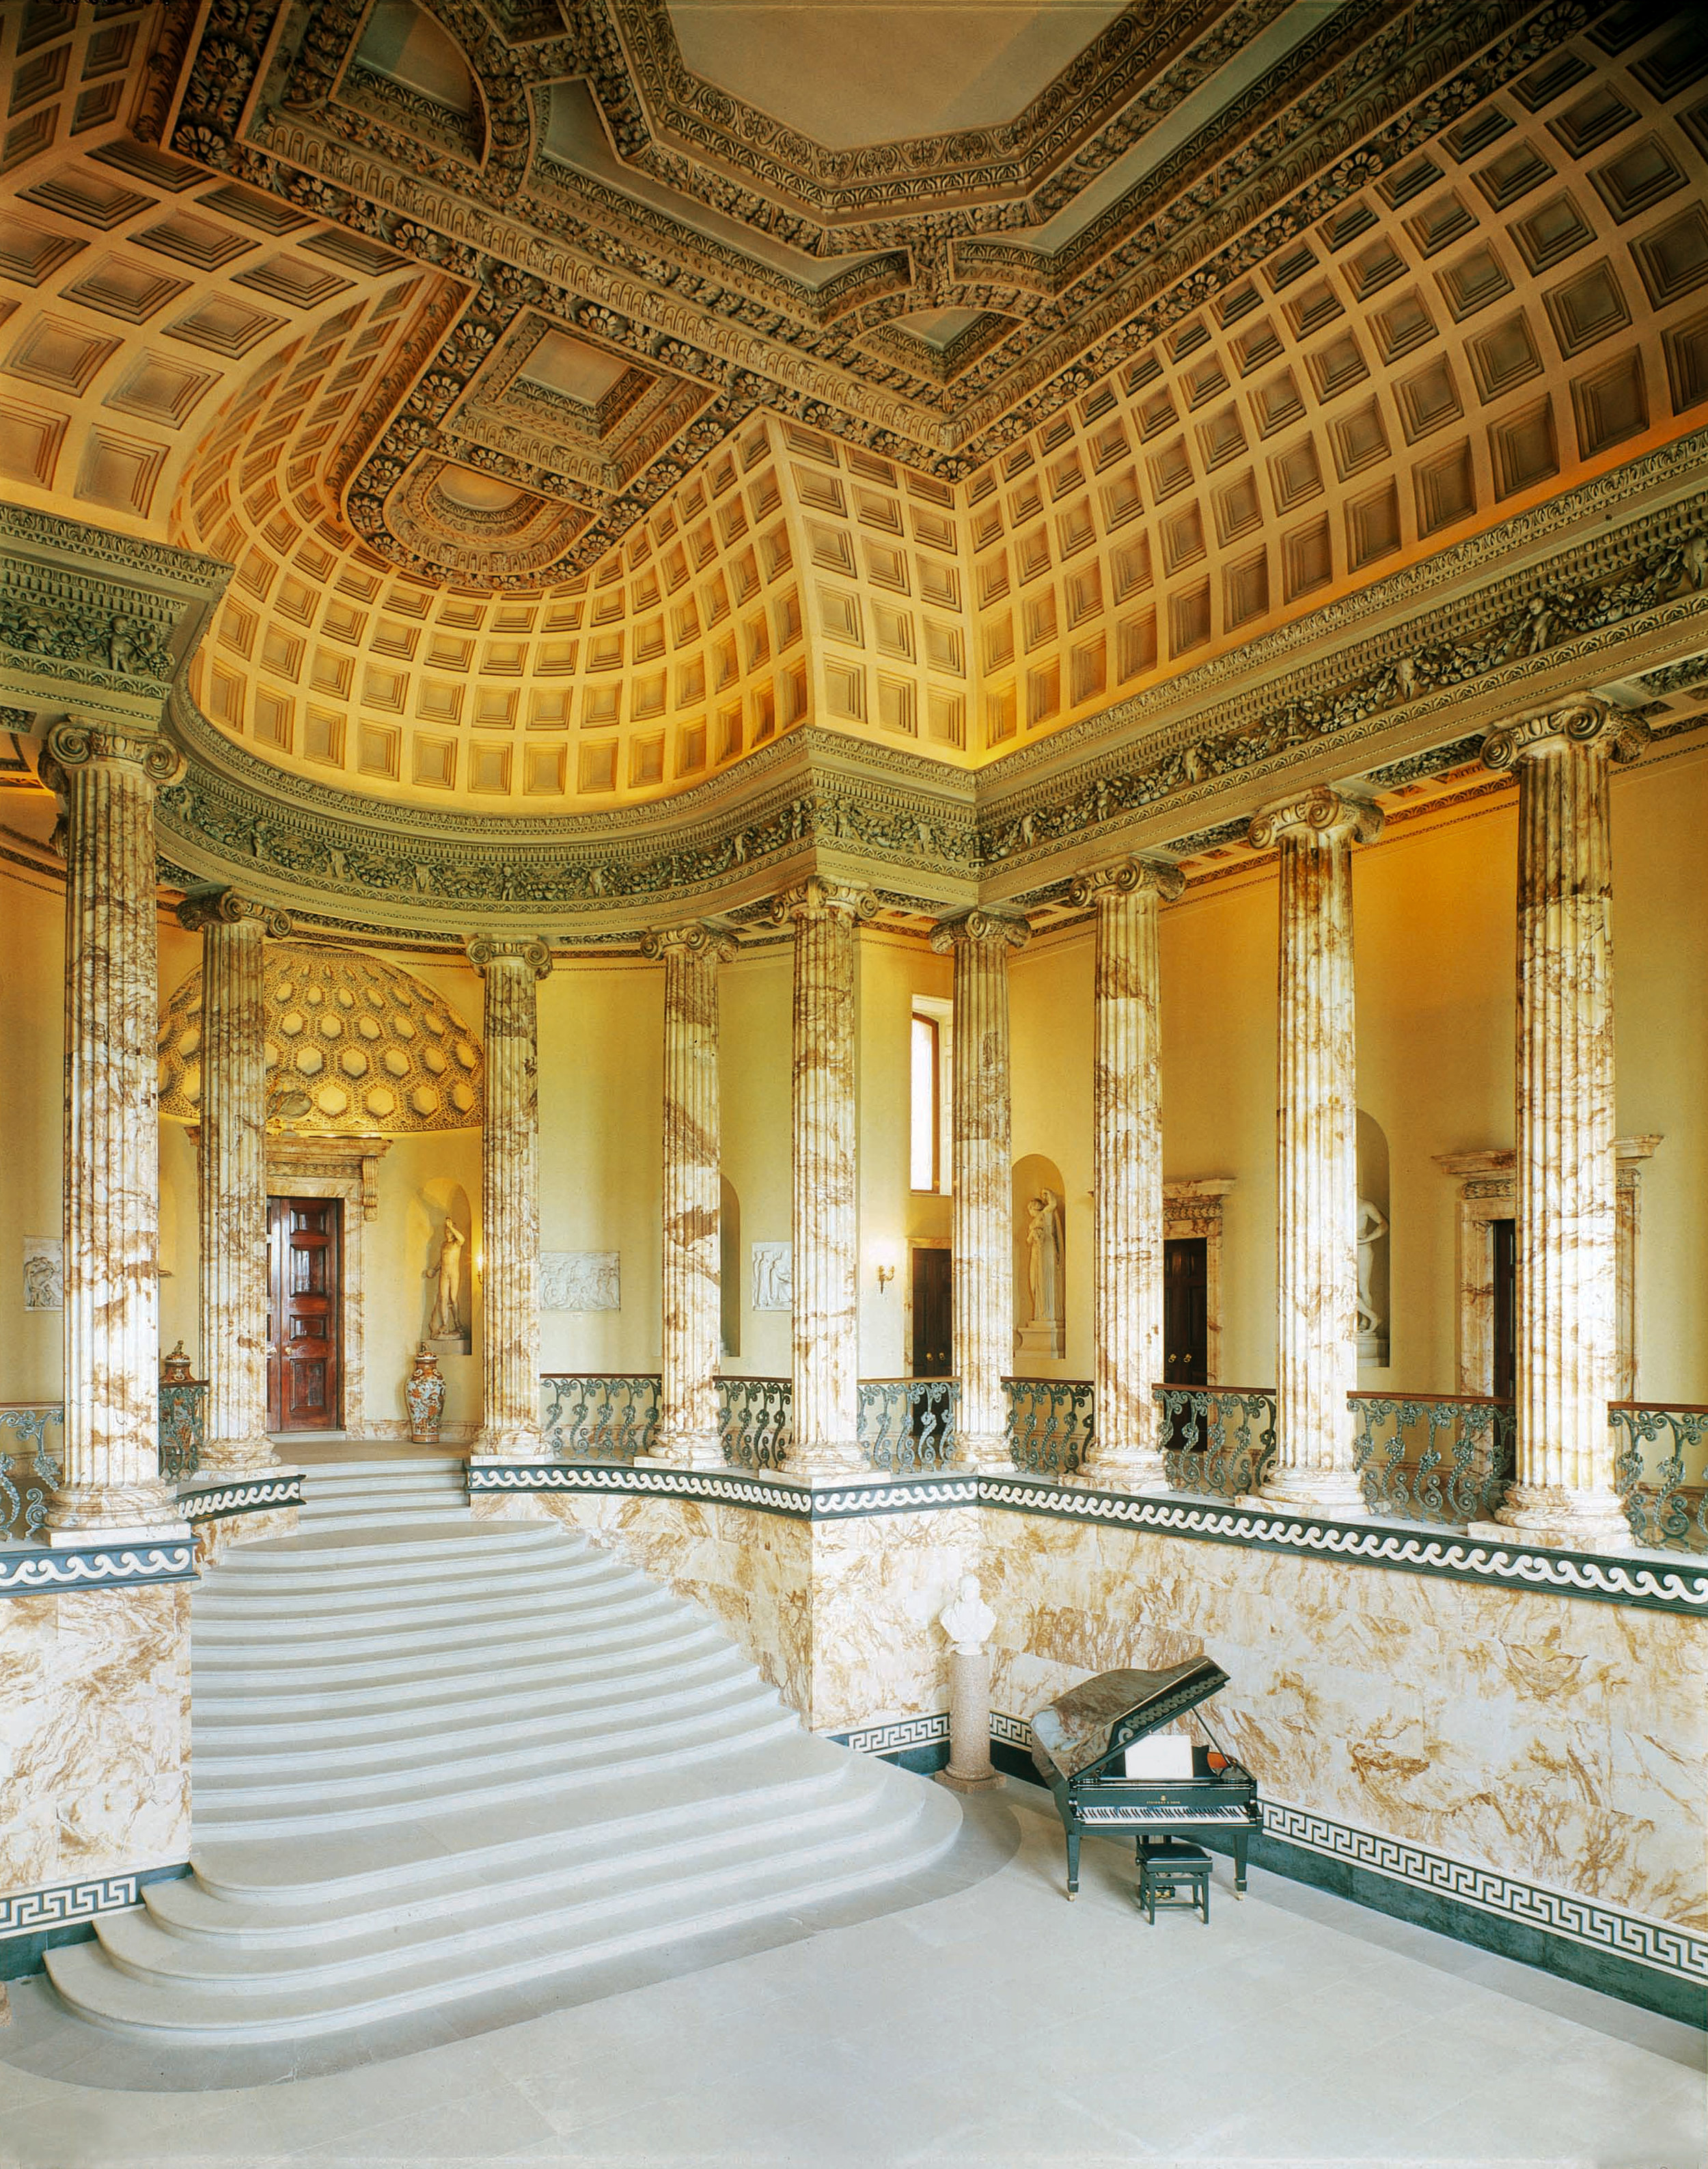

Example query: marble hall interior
[1,1,1705,2162]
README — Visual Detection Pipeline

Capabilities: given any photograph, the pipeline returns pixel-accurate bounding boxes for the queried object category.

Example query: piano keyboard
[1075,1802,1254,1824]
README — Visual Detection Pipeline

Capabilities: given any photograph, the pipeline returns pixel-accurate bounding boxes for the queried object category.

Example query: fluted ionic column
[42,721,186,1536]
[639,923,735,1470]
[931,910,1031,1473]
[1470,702,1648,1551]
[467,936,552,1460]
[1243,788,1382,1514]
[178,888,290,1474]
[1070,859,1185,1488]
[773,881,874,1479]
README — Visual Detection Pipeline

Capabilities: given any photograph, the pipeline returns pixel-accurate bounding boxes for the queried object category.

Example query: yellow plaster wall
[1008,932,1096,1379]
[719,944,793,1378]
[0,862,67,1404]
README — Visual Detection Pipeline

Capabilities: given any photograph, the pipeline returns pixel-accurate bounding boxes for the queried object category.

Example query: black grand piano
[1030,1658,1261,1899]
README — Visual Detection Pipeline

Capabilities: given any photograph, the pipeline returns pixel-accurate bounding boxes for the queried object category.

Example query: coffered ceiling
[1,0,1705,819]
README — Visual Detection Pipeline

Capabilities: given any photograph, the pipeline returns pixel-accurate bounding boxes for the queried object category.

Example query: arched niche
[1356,1108,1391,1369]
[413,1178,474,1356]
[1012,1152,1066,1365]
[720,1176,741,1360]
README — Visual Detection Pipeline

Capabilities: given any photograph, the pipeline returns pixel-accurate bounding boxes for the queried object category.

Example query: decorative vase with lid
[405,1345,446,1444]
[161,1340,193,1384]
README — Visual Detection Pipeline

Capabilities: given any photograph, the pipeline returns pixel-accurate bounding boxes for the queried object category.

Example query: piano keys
[1029,1658,1261,1899]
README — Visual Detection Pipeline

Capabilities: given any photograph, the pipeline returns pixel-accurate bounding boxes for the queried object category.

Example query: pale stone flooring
[0,1786,1699,2168]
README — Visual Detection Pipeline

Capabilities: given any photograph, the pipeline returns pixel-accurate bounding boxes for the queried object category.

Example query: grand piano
[1030,1658,1261,1898]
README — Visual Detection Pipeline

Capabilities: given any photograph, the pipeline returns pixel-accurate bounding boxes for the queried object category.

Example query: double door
[266,1196,342,1432]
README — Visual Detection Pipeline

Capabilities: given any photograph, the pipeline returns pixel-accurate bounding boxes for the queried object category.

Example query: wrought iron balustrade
[159,1380,207,1482]
[718,1377,793,1469]
[0,1404,61,1542]
[1005,1378,1094,1475]
[858,1379,959,1472]
[1155,1386,1276,1501]
[540,1374,661,1462]
[1349,1392,1515,1526]
[1611,1402,1708,1553]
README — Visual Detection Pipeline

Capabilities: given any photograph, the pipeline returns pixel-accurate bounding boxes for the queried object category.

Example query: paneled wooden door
[1163,1236,1209,1386]
[266,1196,342,1432]
[911,1247,952,1378]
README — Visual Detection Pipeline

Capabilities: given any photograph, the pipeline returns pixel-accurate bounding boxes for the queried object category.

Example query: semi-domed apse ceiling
[2,0,1706,815]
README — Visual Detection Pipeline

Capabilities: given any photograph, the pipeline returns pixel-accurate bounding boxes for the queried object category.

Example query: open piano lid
[1029,1657,1230,1782]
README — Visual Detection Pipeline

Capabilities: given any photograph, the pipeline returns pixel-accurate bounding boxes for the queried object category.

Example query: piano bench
[1135,1840,1211,1926]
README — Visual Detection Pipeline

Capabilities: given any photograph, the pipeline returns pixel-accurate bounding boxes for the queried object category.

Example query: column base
[957,1430,1013,1477]
[635,1442,726,1474]
[469,1425,552,1463]
[44,1481,190,1542]
[769,1448,870,1486]
[937,1764,1006,1793]
[195,1433,281,1476]
[1467,1486,1636,1553]
[1237,1470,1368,1516]
[1067,1451,1168,1495]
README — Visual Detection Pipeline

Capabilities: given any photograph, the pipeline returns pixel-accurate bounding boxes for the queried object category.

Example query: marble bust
[938,1574,995,1655]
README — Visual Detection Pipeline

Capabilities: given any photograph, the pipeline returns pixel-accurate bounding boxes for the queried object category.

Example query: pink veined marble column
[639,923,734,1471]
[42,721,187,1537]
[1071,859,1185,1489]
[1470,702,1649,1552]
[930,910,1030,1474]
[178,888,290,1474]
[1243,788,1382,1515]
[467,936,552,1460]
[774,880,874,1479]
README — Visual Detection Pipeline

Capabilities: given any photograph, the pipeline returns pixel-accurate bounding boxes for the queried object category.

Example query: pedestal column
[774,881,874,1479]
[930,910,1030,1473]
[467,936,552,1460]
[640,923,735,1470]
[1243,789,1382,1514]
[42,721,186,1536]
[1470,702,1648,1551]
[178,888,290,1473]
[1071,859,1185,1488]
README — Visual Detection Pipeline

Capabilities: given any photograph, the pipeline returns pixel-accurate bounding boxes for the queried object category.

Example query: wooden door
[1163,1237,1209,1386]
[1491,1217,1517,1402]
[911,1248,952,1378]
[266,1197,342,1431]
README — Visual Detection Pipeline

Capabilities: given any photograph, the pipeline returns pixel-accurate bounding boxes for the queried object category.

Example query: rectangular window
[910,1011,939,1192]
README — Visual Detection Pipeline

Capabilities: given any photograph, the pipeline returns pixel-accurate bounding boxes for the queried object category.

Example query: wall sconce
[872,1240,900,1294]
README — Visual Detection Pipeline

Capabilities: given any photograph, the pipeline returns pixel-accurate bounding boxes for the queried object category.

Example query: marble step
[190,1553,631,1620]
[48,1768,958,2042]
[200,1525,567,1572]
[204,1531,568,1594]
[191,1573,643,1641]
[191,1701,803,1838]
[189,1609,683,1692]
[190,1585,677,1665]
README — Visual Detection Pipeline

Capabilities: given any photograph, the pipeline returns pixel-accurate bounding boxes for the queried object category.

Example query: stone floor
[0,1786,1699,2168]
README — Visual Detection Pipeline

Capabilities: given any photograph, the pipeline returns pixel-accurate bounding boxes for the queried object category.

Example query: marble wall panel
[982,1512,1706,1933]
[0,1585,191,1911]
[189,1501,299,1570]
[799,1505,981,1736]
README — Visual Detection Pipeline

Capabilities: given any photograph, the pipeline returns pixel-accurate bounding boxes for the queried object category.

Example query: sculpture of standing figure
[428,1218,466,1338]
[1355,1197,1389,1335]
[1026,1188,1064,1325]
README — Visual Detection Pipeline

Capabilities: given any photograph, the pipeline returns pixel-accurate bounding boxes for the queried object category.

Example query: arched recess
[720,1176,741,1360]
[413,1178,474,1355]
[1356,1109,1391,1369]
[1012,1152,1066,1367]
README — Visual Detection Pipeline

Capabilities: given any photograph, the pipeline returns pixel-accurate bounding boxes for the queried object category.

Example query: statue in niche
[428,1219,466,1339]
[1355,1197,1389,1343]
[1027,1190,1064,1326]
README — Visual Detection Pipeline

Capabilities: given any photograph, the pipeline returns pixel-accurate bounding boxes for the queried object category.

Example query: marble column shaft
[44,722,185,1534]
[642,924,734,1469]
[1473,702,1649,1549]
[467,936,552,1460]
[775,881,873,1478]
[178,889,289,1473]
[930,910,1030,1473]
[1246,789,1381,1512]
[1072,860,1185,1487]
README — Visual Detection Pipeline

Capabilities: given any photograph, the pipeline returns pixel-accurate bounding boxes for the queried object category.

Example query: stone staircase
[47,1451,961,2045]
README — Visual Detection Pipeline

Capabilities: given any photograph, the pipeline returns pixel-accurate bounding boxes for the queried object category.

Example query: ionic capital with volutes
[1481,700,1650,773]
[1248,785,1383,853]
[466,933,553,980]
[928,907,1032,956]
[1069,857,1186,910]
[769,878,877,928]
[640,921,739,965]
[40,717,184,788]
[176,886,291,940]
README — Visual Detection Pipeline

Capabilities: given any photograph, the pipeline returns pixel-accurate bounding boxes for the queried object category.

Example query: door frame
[262,1136,389,1438]
[268,1194,344,1432]
[1163,1178,1234,1389]
[904,1237,952,1380]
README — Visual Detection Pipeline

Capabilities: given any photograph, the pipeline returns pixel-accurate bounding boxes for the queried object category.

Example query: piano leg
[1066,1829,1080,1900]
[1233,1832,1248,1896]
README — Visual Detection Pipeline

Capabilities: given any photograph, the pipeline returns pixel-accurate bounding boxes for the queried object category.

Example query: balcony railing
[1,1383,208,1541]
[1612,1402,1708,1553]
[1005,1378,1094,1475]
[1350,1392,1515,1527]
[159,1379,208,1482]
[858,1379,959,1472]
[540,1374,661,1462]
[718,1377,793,1469]
[1155,1386,1277,1501]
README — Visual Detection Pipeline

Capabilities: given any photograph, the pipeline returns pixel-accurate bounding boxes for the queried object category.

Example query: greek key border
[829,1712,951,1756]
[465,1461,980,1521]
[0,1866,188,1943]
[176,1473,303,1522]
[0,1542,196,1596]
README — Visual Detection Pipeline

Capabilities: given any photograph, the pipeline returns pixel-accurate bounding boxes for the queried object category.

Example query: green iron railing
[718,1376,792,1469]
[540,1373,661,1462]
[1155,1385,1276,1500]
[1005,1378,1094,1475]
[1350,1391,1515,1527]
[1611,1402,1708,1553]
[858,1379,959,1472]
[1,1383,207,1541]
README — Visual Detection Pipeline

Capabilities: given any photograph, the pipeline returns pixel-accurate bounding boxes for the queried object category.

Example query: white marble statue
[1355,1196,1389,1335]
[427,1219,465,1338]
[750,1240,793,1313]
[540,1251,622,1312]
[938,1572,995,1655]
[1025,1188,1064,1324]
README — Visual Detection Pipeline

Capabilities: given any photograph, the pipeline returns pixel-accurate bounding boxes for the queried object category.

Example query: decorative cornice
[176,1472,303,1521]
[1482,701,1653,773]
[0,1540,197,1598]
[464,1459,978,1519]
